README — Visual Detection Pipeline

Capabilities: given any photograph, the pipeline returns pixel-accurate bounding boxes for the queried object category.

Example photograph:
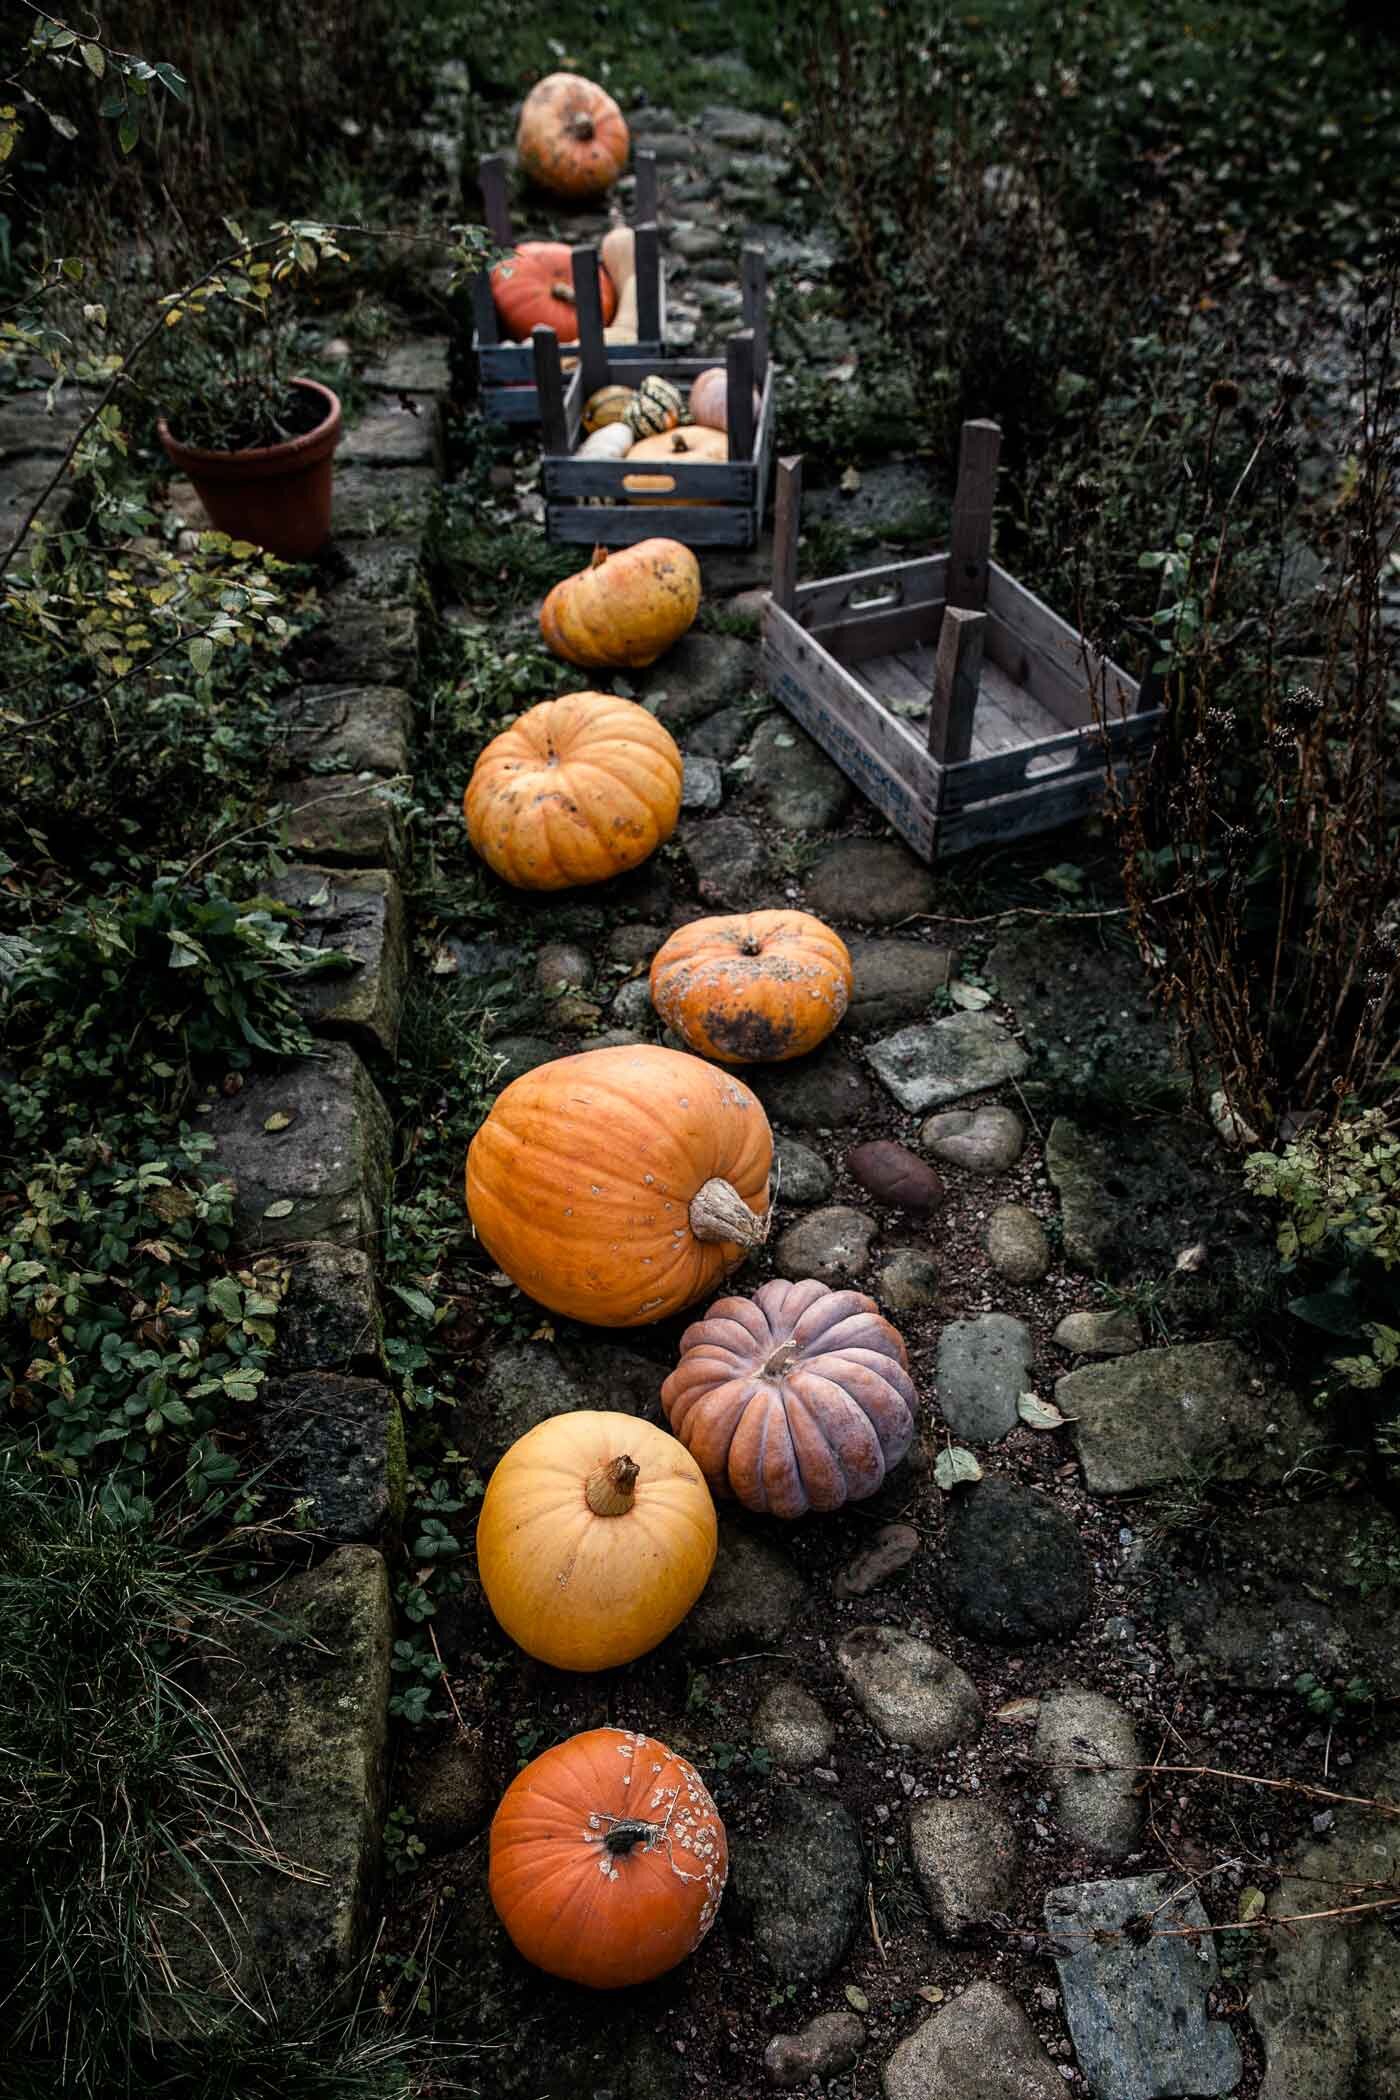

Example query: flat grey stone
[275,683,411,777]
[681,814,769,904]
[764,2010,864,2089]
[751,1045,874,1129]
[161,1546,391,2025]
[534,942,591,994]
[362,339,450,394]
[835,1522,919,1599]
[1058,1340,1312,1495]
[921,1103,1025,1172]
[682,753,724,809]
[606,922,666,966]
[883,1980,1062,2100]
[1045,1873,1243,2099]
[338,405,437,467]
[1054,1309,1142,1357]
[936,1313,1034,1442]
[836,1625,981,1752]
[699,103,788,150]
[296,604,417,687]
[1034,1688,1141,1860]
[471,1340,652,1463]
[270,865,407,1056]
[804,840,938,927]
[773,1204,877,1286]
[609,976,657,1030]
[985,1202,1050,1284]
[274,1242,383,1374]
[869,1012,1029,1113]
[846,938,956,1033]
[332,462,435,537]
[488,1034,557,1085]
[945,1478,1091,1644]
[206,1043,390,1250]
[670,224,726,261]
[773,1135,834,1205]
[908,1795,1020,1936]
[732,1791,864,1982]
[646,632,757,729]
[754,1680,836,1768]
[877,1248,941,1309]
[748,714,852,831]
[282,774,403,866]
[685,702,753,760]
[257,1372,401,1544]
[327,536,420,605]
[0,450,74,535]
[0,392,88,457]
[686,1518,807,1651]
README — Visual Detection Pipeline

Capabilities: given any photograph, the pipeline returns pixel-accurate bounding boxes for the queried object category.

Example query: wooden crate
[531,244,775,548]
[467,151,666,425]
[761,422,1164,858]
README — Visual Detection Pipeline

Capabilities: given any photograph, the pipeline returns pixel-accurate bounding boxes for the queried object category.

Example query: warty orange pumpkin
[464,691,682,890]
[539,540,700,670]
[661,1278,918,1518]
[489,241,617,343]
[465,1044,773,1326]
[649,910,853,1065]
[490,1727,728,1987]
[476,1411,717,1670]
[516,73,629,200]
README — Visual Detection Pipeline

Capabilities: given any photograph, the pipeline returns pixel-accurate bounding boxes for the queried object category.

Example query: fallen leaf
[263,1111,293,1132]
[917,1985,946,2004]
[488,1269,515,1290]
[934,1445,983,1490]
[430,946,460,975]
[1018,1391,1068,1430]
[949,980,993,1010]
[845,1985,869,2013]
[840,465,862,494]
[263,1199,295,1218]
[993,1696,1041,1726]
[1175,1240,1208,1273]
[1238,1887,1266,1923]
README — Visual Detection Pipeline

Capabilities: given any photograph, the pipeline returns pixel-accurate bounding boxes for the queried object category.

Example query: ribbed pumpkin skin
[661,1279,918,1518]
[539,540,700,670]
[650,910,853,1065]
[464,692,682,891]
[466,1046,773,1326]
[476,1412,717,1670]
[490,1728,728,1988]
[516,73,630,200]
[489,242,617,343]
[688,366,761,433]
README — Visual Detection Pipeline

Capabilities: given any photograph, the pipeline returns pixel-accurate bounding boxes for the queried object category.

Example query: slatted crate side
[936,706,1161,811]
[935,760,1138,856]
[987,562,1143,723]
[793,554,949,631]
[549,501,759,547]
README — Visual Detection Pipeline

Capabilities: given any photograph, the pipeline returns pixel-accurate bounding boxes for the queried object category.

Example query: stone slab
[257,1371,401,1544]
[269,865,407,1056]
[731,1790,864,1983]
[936,1313,1034,1443]
[275,684,412,777]
[1058,1340,1312,1495]
[338,403,439,468]
[325,537,421,605]
[295,604,419,688]
[206,1041,391,1250]
[883,1980,1062,2100]
[846,938,956,1034]
[281,774,404,866]
[836,1625,981,1752]
[1034,1687,1141,1860]
[869,1011,1029,1113]
[804,839,938,927]
[361,339,451,394]
[332,462,437,538]
[273,1241,384,1374]
[1045,1873,1243,2099]
[908,1794,1020,1936]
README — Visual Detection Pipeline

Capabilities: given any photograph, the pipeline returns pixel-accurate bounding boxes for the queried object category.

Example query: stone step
[205,1039,391,1250]
[268,863,407,1056]
[274,683,412,779]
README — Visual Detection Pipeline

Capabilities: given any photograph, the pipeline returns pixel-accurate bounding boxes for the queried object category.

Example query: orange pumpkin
[490,1728,728,1987]
[464,691,682,890]
[539,540,700,670]
[623,424,728,503]
[516,73,630,200]
[649,910,853,1065]
[490,241,617,344]
[476,1411,717,1670]
[465,1044,773,1326]
[661,1279,918,1517]
[688,366,761,433]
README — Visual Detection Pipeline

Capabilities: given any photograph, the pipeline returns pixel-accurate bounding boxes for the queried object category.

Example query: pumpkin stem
[739,935,762,957]
[761,1339,800,1379]
[604,1818,656,1856]
[585,1454,640,1517]
[549,282,578,307]
[589,545,609,570]
[689,1177,771,1249]
[567,112,597,142]
[670,432,687,452]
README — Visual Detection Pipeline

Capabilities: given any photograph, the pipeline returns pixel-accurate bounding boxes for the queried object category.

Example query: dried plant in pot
[153,293,341,561]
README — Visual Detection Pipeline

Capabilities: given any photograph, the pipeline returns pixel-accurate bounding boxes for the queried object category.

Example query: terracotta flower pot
[158,377,341,561]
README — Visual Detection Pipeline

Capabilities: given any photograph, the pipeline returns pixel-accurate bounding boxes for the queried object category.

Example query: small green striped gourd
[625,375,685,439]
[583,384,636,433]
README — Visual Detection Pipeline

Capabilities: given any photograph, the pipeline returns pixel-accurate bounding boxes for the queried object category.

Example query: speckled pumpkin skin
[516,73,629,200]
[539,540,700,669]
[649,910,853,1064]
[464,691,682,890]
[490,1728,728,1988]
[661,1278,918,1517]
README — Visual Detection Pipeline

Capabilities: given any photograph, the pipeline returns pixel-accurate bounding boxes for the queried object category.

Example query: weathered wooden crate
[531,244,775,548]
[467,151,665,425]
[761,421,1164,858]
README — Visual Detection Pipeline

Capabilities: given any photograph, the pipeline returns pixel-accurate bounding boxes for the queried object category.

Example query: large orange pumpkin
[490,241,617,344]
[476,1411,717,1670]
[661,1279,918,1518]
[539,540,700,670]
[623,425,728,503]
[490,1728,728,1988]
[465,1044,773,1326]
[464,691,682,890]
[649,910,854,1065]
[516,73,630,200]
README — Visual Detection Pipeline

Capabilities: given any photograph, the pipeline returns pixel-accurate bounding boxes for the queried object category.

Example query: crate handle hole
[1024,750,1079,780]
[847,582,903,611]
[622,476,678,496]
